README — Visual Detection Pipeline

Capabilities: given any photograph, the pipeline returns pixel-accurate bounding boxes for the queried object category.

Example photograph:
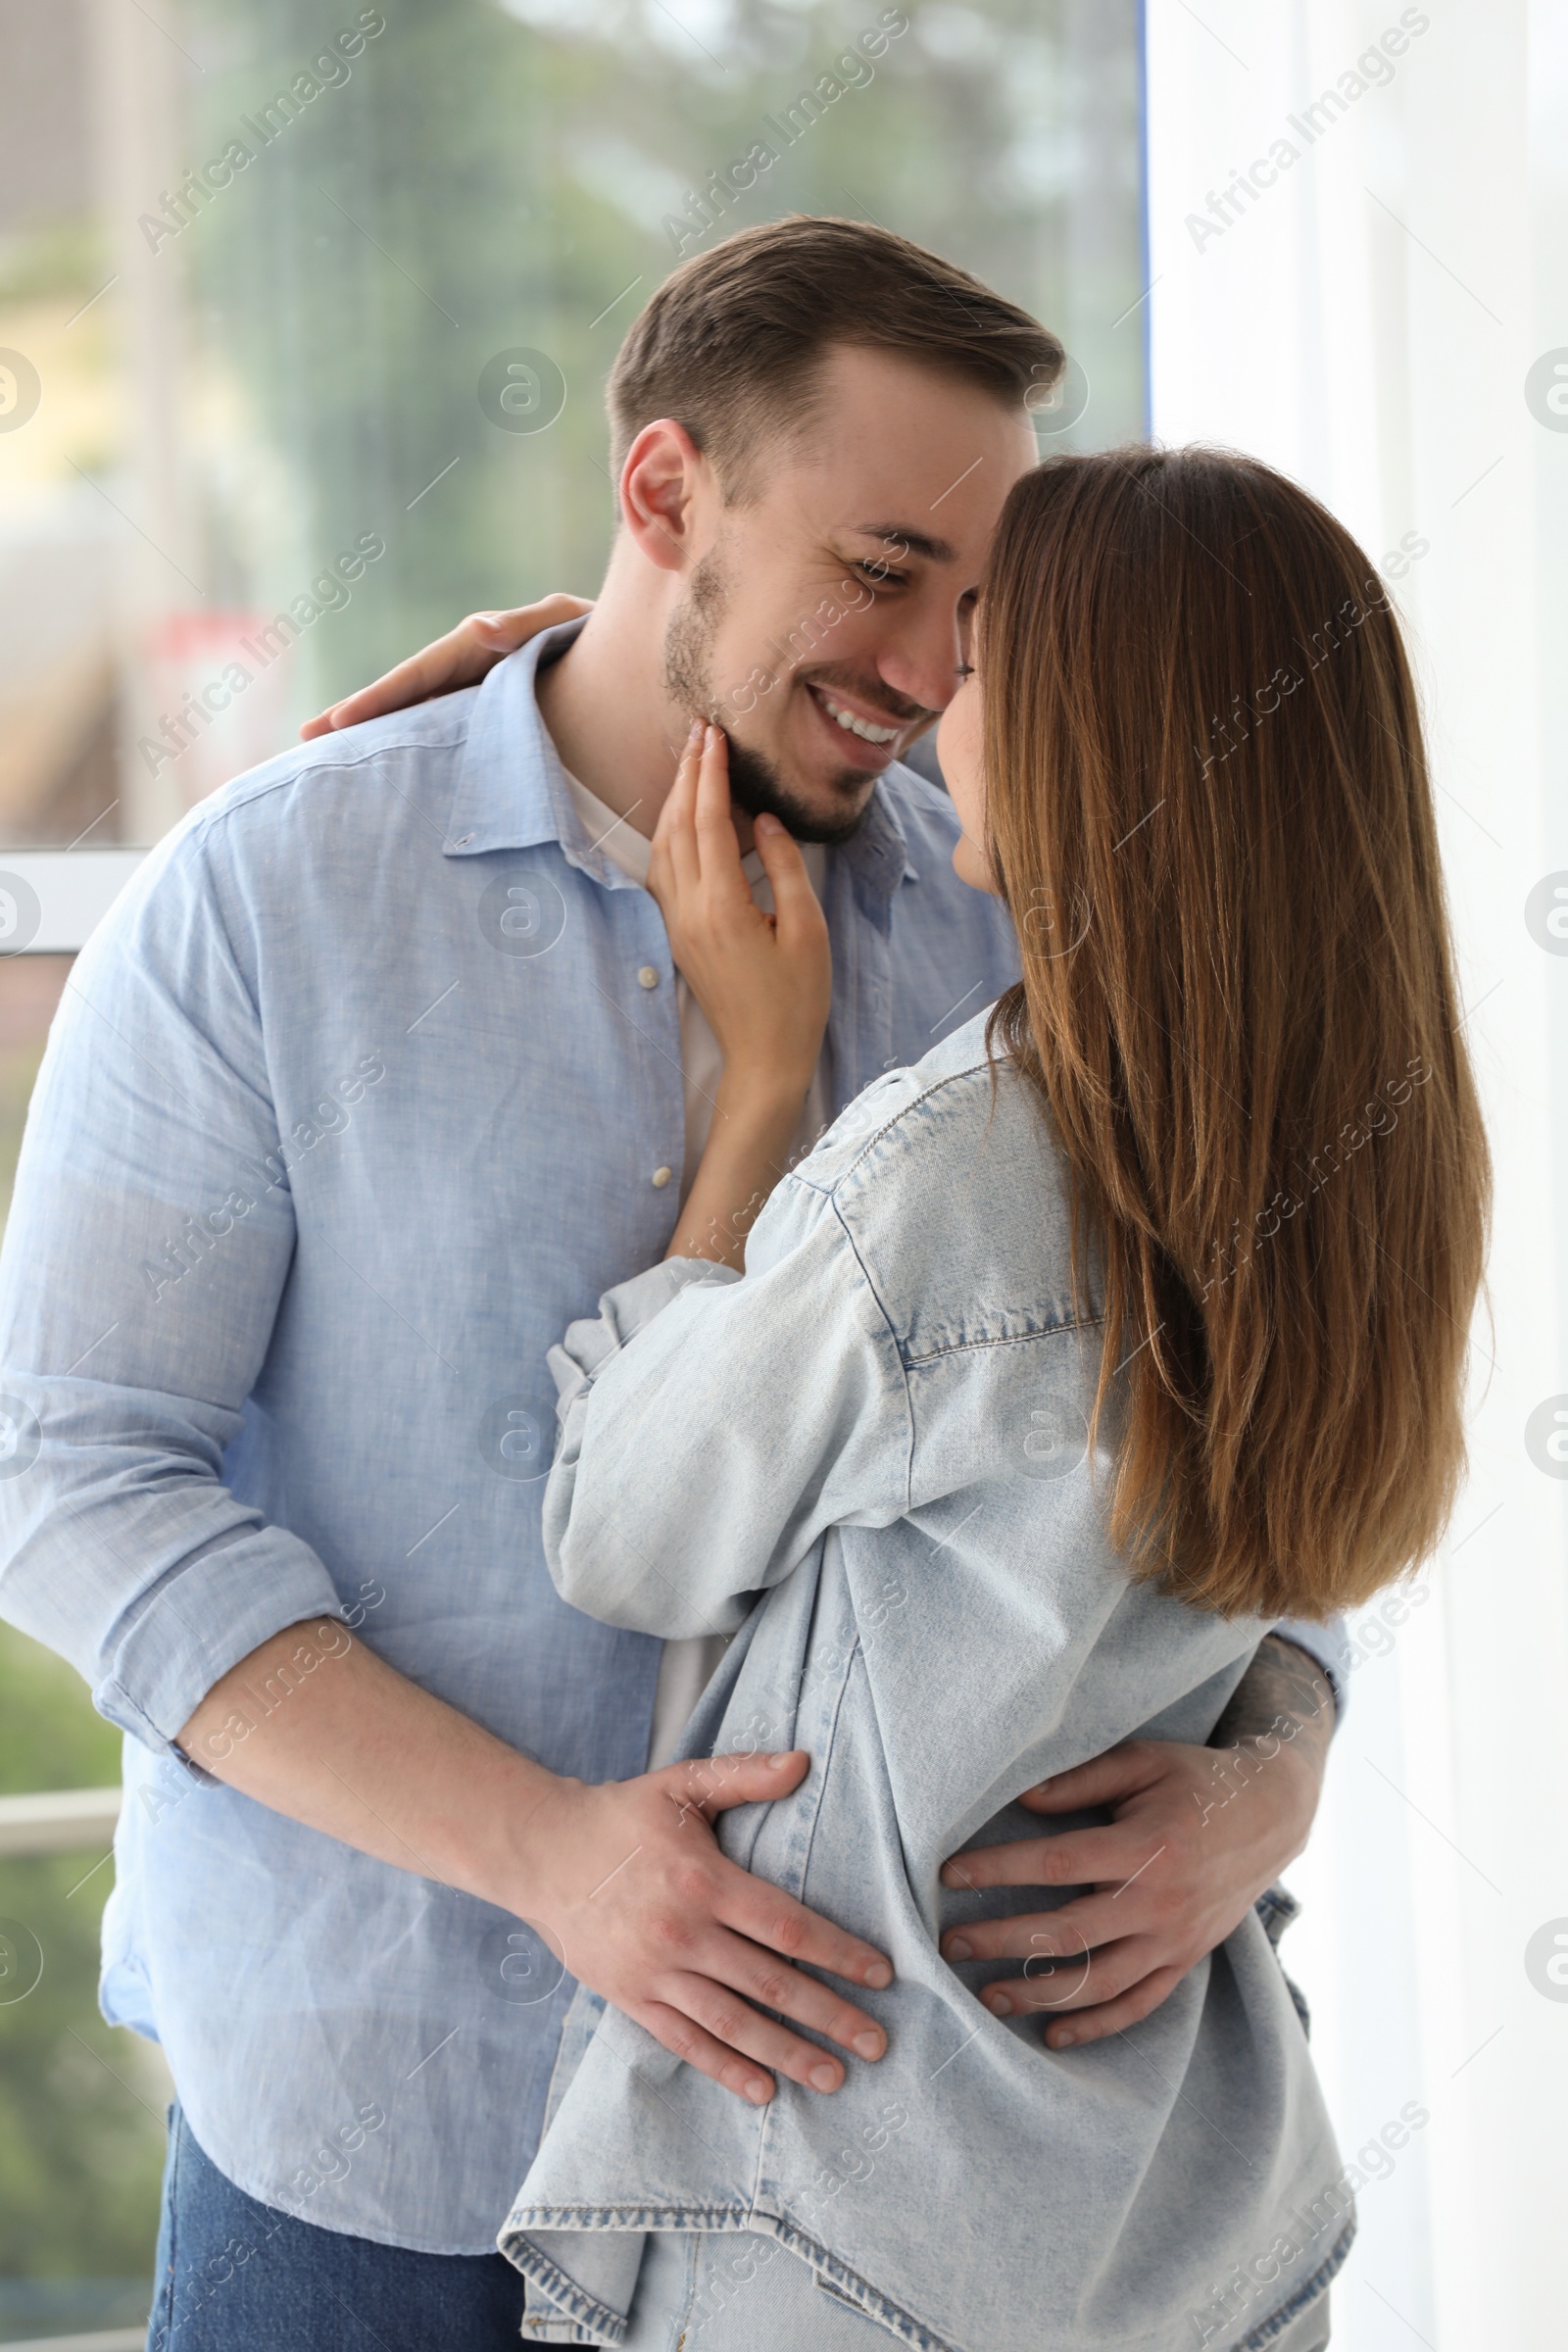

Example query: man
[0,220,1342,2348]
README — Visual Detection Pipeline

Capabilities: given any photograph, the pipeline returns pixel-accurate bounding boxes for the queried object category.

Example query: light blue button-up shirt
[0,624,1023,2252]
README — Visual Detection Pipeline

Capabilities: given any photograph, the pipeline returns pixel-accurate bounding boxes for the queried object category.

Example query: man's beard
[662,549,876,849]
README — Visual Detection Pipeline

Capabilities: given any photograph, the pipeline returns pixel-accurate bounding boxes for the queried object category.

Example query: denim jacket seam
[792,1054,997,1204]
[753,2216,956,2351]
[792,1634,865,1913]
[826,1197,916,1512]
[901,1314,1104,1370]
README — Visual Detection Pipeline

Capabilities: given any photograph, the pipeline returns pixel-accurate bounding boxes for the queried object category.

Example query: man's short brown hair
[606,216,1063,494]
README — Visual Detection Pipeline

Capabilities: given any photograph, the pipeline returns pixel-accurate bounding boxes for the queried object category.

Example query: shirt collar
[443,616,639,888]
[443,612,917,904]
[844,775,919,904]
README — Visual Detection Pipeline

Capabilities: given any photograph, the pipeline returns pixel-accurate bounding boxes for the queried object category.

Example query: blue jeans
[148,2105,530,2351]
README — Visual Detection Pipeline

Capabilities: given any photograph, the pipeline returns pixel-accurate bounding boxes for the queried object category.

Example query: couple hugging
[0,218,1487,2352]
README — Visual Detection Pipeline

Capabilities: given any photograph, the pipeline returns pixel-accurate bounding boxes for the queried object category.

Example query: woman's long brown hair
[983,448,1490,1621]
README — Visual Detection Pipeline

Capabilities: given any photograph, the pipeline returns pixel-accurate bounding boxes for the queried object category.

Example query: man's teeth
[819,691,901,746]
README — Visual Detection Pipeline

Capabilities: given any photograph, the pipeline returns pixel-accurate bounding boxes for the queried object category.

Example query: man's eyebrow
[849,522,957,563]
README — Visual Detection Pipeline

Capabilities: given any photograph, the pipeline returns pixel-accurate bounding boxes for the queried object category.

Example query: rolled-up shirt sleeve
[542,1179,912,1640]
[0,824,342,1754]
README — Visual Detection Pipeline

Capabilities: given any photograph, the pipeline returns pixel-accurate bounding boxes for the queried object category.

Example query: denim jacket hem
[1237,2216,1354,2347]
[500,2208,963,2352]
[501,2203,1354,2352]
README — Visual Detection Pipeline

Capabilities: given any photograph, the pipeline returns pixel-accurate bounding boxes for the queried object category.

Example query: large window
[0,1,1146,2334]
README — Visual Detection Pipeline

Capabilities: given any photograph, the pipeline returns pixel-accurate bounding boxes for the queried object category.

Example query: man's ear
[617,418,710,575]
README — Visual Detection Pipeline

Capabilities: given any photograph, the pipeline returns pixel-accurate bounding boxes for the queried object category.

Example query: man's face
[661,346,1038,843]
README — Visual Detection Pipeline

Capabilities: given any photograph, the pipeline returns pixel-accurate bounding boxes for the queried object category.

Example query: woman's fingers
[645,718,830,1104]
[299,595,592,739]
[753,813,825,944]
[651,721,704,904]
[691,723,751,905]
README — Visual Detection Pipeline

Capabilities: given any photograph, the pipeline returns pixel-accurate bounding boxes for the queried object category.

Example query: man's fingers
[713,1860,893,1994]
[710,1927,887,2062]
[1039,1964,1190,2049]
[664,1965,868,2093]
[939,1826,1130,1895]
[650,1751,895,2001]
[634,1965,874,2103]
[665,1748,809,1819]
[941,1887,1151,1967]
[1013,1742,1162,1815]
[298,595,591,739]
[633,1997,775,2105]
[977,1936,1148,2020]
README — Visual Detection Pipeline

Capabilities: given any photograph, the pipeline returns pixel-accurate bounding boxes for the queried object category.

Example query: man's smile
[800,678,931,774]
[813,686,903,745]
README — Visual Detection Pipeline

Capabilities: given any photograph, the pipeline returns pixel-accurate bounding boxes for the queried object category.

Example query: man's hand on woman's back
[180,1620,891,2108]
[938,1636,1334,2047]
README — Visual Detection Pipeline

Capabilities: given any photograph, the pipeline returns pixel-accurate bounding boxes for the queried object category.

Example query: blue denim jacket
[500,1018,1353,2351]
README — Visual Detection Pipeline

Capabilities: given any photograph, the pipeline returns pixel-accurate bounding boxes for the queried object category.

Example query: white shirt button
[651,1165,673,1189]
[637,965,660,989]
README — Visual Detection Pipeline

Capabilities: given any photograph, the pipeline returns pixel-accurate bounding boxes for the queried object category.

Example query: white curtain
[1143,3,1568,2341]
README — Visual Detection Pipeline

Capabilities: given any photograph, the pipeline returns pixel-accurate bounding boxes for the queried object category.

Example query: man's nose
[872,598,970,715]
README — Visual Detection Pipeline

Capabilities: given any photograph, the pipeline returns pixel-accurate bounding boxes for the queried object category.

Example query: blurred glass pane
[0,957,69,1231]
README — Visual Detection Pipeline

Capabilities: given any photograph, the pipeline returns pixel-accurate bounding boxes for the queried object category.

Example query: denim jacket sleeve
[1274,1612,1351,1719]
[541,1174,913,1641]
[0,821,342,1753]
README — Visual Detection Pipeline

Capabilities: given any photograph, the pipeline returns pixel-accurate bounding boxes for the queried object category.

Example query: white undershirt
[562,770,832,1767]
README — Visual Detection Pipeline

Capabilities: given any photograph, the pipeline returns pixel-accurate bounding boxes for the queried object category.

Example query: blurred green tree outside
[0,1627,165,2331]
[179,0,1145,717]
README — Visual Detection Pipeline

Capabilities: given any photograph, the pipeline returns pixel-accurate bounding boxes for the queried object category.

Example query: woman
[495,449,1489,2351]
